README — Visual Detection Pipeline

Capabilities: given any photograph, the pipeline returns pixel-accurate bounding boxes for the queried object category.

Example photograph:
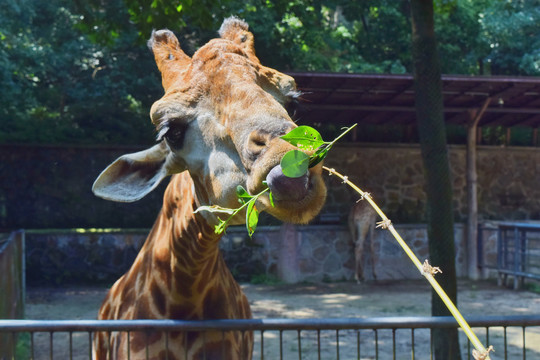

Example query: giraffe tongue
[265,165,309,201]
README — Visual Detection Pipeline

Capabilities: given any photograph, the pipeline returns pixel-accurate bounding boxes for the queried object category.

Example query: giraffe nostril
[247,131,269,157]
[253,138,266,147]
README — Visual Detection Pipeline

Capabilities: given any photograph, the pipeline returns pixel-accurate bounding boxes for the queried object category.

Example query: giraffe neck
[159,171,222,274]
[96,172,253,359]
[137,171,237,314]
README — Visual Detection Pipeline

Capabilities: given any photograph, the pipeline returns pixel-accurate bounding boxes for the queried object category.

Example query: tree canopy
[1,0,538,144]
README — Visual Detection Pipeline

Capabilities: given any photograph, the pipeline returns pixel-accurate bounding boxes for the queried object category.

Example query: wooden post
[466,98,491,280]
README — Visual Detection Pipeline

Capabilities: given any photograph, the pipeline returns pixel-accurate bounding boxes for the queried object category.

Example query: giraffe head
[93,17,326,225]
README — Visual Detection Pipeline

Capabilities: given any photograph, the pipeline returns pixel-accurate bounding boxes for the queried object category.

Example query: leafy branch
[195,185,272,237]
[279,124,357,177]
[195,124,357,236]
[196,121,493,359]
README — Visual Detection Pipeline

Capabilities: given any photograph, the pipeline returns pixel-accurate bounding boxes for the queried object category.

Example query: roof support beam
[466,97,491,280]
[300,103,540,115]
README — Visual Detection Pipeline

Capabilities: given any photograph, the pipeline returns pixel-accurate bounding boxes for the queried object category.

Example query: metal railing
[1,315,540,359]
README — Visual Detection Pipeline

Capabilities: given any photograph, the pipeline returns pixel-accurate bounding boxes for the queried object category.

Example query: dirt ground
[24,279,540,359]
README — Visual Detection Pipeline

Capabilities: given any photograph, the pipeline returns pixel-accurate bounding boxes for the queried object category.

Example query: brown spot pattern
[94,15,325,360]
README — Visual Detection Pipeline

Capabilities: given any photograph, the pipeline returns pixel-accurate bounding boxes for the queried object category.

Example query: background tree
[1,0,159,144]
[480,0,540,75]
[410,0,461,358]
[2,0,538,145]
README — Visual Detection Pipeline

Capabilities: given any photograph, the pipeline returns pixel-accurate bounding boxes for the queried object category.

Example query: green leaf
[262,181,275,207]
[280,150,310,178]
[246,201,259,237]
[309,146,330,168]
[214,218,227,234]
[280,126,325,151]
[236,185,253,204]
[268,191,275,207]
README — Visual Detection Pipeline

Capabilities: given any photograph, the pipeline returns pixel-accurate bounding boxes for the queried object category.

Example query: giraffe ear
[92,142,176,202]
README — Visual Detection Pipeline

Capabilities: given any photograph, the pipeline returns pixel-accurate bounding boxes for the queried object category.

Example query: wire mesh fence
[1,315,540,359]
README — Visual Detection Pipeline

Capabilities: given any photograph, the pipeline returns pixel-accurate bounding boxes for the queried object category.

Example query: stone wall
[2,143,540,231]
[8,143,540,284]
[323,144,540,224]
[26,222,491,286]
[0,144,164,230]
[25,230,147,286]
[221,225,355,283]
[223,223,473,282]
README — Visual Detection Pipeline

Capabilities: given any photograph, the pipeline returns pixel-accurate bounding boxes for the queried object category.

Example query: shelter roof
[289,72,540,128]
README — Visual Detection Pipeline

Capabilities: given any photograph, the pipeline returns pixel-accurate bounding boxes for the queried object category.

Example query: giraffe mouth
[265,164,309,202]
[256,162,326,224]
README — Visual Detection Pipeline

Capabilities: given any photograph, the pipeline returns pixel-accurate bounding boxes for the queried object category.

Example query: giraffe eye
[156,121,187,149]
[156,123,169,142]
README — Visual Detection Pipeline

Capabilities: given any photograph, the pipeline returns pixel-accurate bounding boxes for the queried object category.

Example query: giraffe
[348,200,378,283]
[91,17,327,360]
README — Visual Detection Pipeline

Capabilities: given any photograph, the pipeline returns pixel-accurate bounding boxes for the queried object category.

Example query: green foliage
[70,0,540,76]
[15,333,31,359]
[249,273,282,285]
[479,0,540,75]
[232,0,411,73]
[0,0,158,144]
[280,125,329,168]
[1,0,537,145]
[246,200,259,237]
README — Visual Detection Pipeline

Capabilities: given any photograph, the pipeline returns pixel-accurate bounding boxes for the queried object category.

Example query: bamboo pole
[324,166,493,360]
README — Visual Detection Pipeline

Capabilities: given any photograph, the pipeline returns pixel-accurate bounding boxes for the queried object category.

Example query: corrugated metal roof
[289,72,540,128]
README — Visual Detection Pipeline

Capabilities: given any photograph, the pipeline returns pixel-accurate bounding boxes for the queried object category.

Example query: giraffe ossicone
[92,16,327,360]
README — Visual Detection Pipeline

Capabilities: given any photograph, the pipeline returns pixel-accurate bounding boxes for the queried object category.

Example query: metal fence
[496,222,540,289]
[1,315,540,359]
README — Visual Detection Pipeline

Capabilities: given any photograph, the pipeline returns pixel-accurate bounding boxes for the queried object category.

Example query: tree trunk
[466,118,480,280]
[409,1,462,359]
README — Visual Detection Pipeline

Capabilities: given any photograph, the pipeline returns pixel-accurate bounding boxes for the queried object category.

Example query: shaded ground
[24,280,540,359]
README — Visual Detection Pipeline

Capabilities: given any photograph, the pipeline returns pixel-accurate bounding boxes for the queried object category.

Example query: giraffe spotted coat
[92,17,327,360]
